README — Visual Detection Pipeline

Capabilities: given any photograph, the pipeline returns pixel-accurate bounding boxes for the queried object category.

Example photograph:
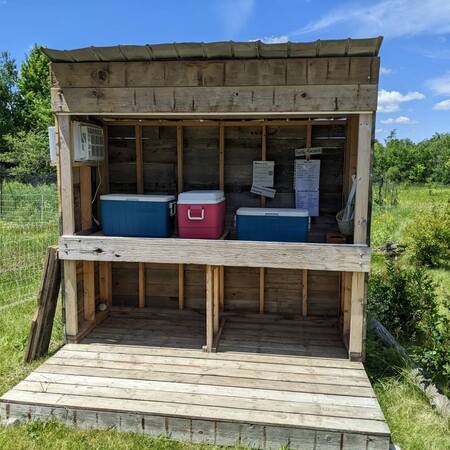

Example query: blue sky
[1,0,449,142]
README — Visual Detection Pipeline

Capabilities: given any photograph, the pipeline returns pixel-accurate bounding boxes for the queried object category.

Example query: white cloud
[292,0,450,38]
[380,116,417,124]
[378,89,425,113]
[376,128,385,134]
[380,67,392,75]
[261,35,289,44]
[433,99,450,110]
[427,72,450,95]
[218,0,255,37]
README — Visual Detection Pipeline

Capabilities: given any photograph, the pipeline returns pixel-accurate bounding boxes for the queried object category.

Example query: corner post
[57,115,78,338]
[349,113,372,361]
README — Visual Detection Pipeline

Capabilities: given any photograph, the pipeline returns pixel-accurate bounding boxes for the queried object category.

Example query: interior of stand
[70,116,359,354]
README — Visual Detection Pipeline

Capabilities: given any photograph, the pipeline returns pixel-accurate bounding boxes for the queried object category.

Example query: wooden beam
[349,272,365,361]
[259,267,265,314]
[205,265,214,352]
[138,263,145,308]
[178,265,184,310]
[353,113,372,244]
[99,262,112,307]
[134,125,146,308]
[98,125,112,308]
[83,261,95,321]
[302,270,308,317]
[176,125,183,192]
[219,125,225,191]
[219,266,224,311]
[302,124,312,317]
[57,115,78,338]
[103,119,347,127]
[342,272,352,348]
[51,84,378,115]
[176,125,184,309]
[51,57,380,89]
[59,236,371,272]
[213,266,220,334]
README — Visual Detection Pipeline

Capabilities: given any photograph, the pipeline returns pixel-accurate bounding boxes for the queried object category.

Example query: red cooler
[177,190,226,239]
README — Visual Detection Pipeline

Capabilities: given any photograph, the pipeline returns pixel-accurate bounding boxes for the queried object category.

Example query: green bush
[369,260,449,384]
[405,208,450,267]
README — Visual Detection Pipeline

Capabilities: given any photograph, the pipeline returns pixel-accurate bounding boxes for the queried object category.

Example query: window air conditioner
[73,121,104,162]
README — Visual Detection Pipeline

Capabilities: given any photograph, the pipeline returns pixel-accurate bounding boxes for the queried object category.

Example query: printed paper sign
[251,185,276,199]
[253,161,274,188]
[294,159,321,192]
[296,190,319,217]
[294,147,323,157]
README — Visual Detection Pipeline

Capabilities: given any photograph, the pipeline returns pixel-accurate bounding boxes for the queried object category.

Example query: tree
[17,45,52,131]
[0,51,18,149]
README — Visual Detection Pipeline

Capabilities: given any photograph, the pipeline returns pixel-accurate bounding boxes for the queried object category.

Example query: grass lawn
[0,184,449,450]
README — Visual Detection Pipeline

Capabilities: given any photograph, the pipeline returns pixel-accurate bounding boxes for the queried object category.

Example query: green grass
[0,183,449,449]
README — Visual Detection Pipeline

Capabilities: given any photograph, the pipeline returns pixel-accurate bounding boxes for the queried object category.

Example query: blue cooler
[100,194,176,237]
[236,208,309,242]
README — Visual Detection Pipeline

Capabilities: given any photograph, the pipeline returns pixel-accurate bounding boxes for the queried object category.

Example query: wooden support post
[219,125,225,191]
[342,272,352,348]
[99,262,112,307]
[213,266,220,333]
[301,124,312,317]
[354,113,372,245]
[260,125,267,208]
[80,165,95,322]
[259,267,265,314]
[135,125,146,308]
[219,266,224,311]
[99,125,112,308]
[177,125,184,309]
[349,113,372,360]
[205,265,214,352]
[349,272,365,361]
[302,270,308,317]
[178,265,184,310]
[57,115,78,338]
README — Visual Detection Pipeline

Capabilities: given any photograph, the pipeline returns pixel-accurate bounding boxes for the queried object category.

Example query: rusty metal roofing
[42,37,383,62]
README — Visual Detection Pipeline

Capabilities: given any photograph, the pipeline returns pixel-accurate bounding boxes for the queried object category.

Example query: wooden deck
[0,310,390,449]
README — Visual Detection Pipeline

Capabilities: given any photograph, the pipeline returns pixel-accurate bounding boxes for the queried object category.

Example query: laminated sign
[294,159,320,216]
[251,161,276,198]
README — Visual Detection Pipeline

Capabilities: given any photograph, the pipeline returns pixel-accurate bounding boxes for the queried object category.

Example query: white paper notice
[294,160,320,191]
[251,185,276,198]
[296,190,319,217]
[253,161,274,187]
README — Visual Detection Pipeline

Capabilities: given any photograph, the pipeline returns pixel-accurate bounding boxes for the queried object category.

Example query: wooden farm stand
[1,38,391,448]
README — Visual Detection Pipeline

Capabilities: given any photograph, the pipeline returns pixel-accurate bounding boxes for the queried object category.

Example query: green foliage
[405,207,450,268]
[374,130,450,186]
[369,259,450,384]
[369,260,438,339]
[16,45,52,132]
[0,131,54,183]
[0,51,19,151]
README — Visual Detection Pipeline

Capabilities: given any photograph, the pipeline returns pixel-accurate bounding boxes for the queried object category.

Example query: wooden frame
[59,235,370,272]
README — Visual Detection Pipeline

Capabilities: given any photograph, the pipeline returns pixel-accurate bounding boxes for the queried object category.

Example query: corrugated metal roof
[42,37,383,63]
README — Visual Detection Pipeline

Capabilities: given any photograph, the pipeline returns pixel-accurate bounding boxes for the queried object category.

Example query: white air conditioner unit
[72,121,104,162]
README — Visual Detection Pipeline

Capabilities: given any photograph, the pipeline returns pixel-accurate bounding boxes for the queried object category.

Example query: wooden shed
[1,38,391,449]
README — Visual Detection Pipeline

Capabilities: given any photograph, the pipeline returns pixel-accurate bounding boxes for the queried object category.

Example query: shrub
[369,260,449,384]
[405,208,450,267]
[369,260,438,340]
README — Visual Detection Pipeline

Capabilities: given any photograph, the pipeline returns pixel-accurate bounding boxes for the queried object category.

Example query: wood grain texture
[349,272,365,361]
[51,57,379,88]
[51,84,378,114]
[59,235,370,272]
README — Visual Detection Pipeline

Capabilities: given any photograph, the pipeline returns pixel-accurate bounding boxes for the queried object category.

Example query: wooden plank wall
[106,122,344,317]
[50,57,379,114]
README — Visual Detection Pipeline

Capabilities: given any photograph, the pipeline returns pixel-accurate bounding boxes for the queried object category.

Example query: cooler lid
[236,207,309,217]
[178,190,225,204]
[100,194,175,202]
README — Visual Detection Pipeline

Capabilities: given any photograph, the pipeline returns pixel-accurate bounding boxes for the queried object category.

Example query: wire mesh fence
[0,181,59,309]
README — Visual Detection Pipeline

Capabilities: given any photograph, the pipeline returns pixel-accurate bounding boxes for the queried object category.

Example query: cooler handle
[188,207,205,221]
[169,201,177,216]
